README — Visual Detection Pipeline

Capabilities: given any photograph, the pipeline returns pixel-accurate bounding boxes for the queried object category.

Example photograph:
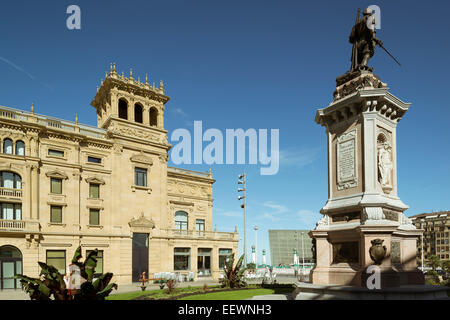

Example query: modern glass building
[268,230,313,267]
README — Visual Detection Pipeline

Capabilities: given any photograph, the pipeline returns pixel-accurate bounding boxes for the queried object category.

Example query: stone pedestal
[310,71,424,288]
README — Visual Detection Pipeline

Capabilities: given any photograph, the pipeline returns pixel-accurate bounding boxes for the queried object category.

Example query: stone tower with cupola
[90,63,170,149]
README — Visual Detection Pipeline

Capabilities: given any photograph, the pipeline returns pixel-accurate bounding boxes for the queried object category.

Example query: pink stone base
[311,266,425,288]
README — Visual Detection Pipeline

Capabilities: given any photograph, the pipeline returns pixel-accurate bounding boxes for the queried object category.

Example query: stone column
[212,245,219,277]
[158,108,164,129]
[129,100,135,122]
[26,164,32,220]
[31,164,39,220]
[143,106,150,125]
[362,111,378,194]
[191,245,198,278]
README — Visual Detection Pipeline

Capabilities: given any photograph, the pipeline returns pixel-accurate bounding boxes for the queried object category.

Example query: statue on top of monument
[349,7,401,73]
[349,8,383,72]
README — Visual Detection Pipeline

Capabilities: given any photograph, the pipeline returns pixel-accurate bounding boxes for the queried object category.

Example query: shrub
[219,253,247,289]
[166,279,177,294]
[15,246,117,300]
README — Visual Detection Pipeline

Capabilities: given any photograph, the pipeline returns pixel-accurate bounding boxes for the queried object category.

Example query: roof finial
[145,74,149,85]
[160,80,164,93]
[110,63,113,74]
[30,103,34,114]
[153,82,155,89]
[75,114,78,124]
[113,63,116,73]
[129,68,133,79]
[121,71,124,77]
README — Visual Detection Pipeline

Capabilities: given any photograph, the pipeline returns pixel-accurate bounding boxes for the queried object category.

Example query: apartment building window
[89,183,100,198]
[87,156,101,164]
[196,219,205,236]
[3,139,13,154]
[50,178,62,194]
[134,167,147,187]
[48,149,64,157]
[0,203,22,220]
[15,141,25,156]
[86,250,103,275]
[219,249,233,268]
[46,250,66,275]
[0,171,21,189]
[50,205,63,223]
[175,211,188,230]
[89,209,100,226]
[174,248,190,270]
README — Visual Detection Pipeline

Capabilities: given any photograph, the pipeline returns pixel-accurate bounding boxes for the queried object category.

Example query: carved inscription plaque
[337,130,358,190]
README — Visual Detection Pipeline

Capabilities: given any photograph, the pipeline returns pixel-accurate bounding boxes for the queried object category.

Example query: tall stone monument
[309,8,424,287]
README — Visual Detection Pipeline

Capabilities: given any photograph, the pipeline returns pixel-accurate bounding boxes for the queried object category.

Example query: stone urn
[369,239,387,265]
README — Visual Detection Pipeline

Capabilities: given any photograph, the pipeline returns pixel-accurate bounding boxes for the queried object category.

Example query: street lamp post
[254,225,258,267]
[301,232,305,276]
[421,234,424,271]
[238,173,246,267]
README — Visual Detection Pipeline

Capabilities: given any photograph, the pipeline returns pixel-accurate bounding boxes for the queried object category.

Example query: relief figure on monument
[377,134,393,191]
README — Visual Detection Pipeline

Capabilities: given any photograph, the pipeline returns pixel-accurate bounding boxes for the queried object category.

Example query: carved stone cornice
[85,176,106,185]
[45,169,69,179]
[128,212,155,229]
[315,88,410,128]
[130,151,153,165]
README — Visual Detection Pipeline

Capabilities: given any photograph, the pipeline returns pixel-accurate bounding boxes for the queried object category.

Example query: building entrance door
[132,233,149,282]
[197,248,211,277]
[0,246,22,289]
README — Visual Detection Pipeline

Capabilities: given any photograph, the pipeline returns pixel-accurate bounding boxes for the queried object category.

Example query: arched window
[175,211,188,230]
[0,171,21,189]
[15,141,25,156]
[3,139,13,154]
[149,107,158,127]
[134,103,143,124]
[0,245,23,289]
[118,99,128,120]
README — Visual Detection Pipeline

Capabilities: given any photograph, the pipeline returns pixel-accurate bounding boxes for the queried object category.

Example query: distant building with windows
[268,230,313,267]
[0,65,238,289]
[410,211,450,264]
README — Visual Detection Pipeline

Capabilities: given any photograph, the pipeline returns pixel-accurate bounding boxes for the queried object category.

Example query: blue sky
[1,0,449,265]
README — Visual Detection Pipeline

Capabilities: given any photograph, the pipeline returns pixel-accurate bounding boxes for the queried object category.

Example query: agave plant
[219,253,247,288]
[15,246,117,300]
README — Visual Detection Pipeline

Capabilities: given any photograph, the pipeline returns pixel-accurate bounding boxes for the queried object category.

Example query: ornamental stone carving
[130,151,153,165]
[316,214,330,230]
[333,72,386,101]
[128,212,155,229]
[108,122,160,142]
[364,207,386,221]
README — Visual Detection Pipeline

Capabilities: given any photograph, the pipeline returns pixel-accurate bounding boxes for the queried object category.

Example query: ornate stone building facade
[0,65,238,289]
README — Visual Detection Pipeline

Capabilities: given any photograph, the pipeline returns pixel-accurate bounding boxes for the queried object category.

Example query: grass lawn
[179,288,277,300]
[106,285,221,300]
[106,285,293,300]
